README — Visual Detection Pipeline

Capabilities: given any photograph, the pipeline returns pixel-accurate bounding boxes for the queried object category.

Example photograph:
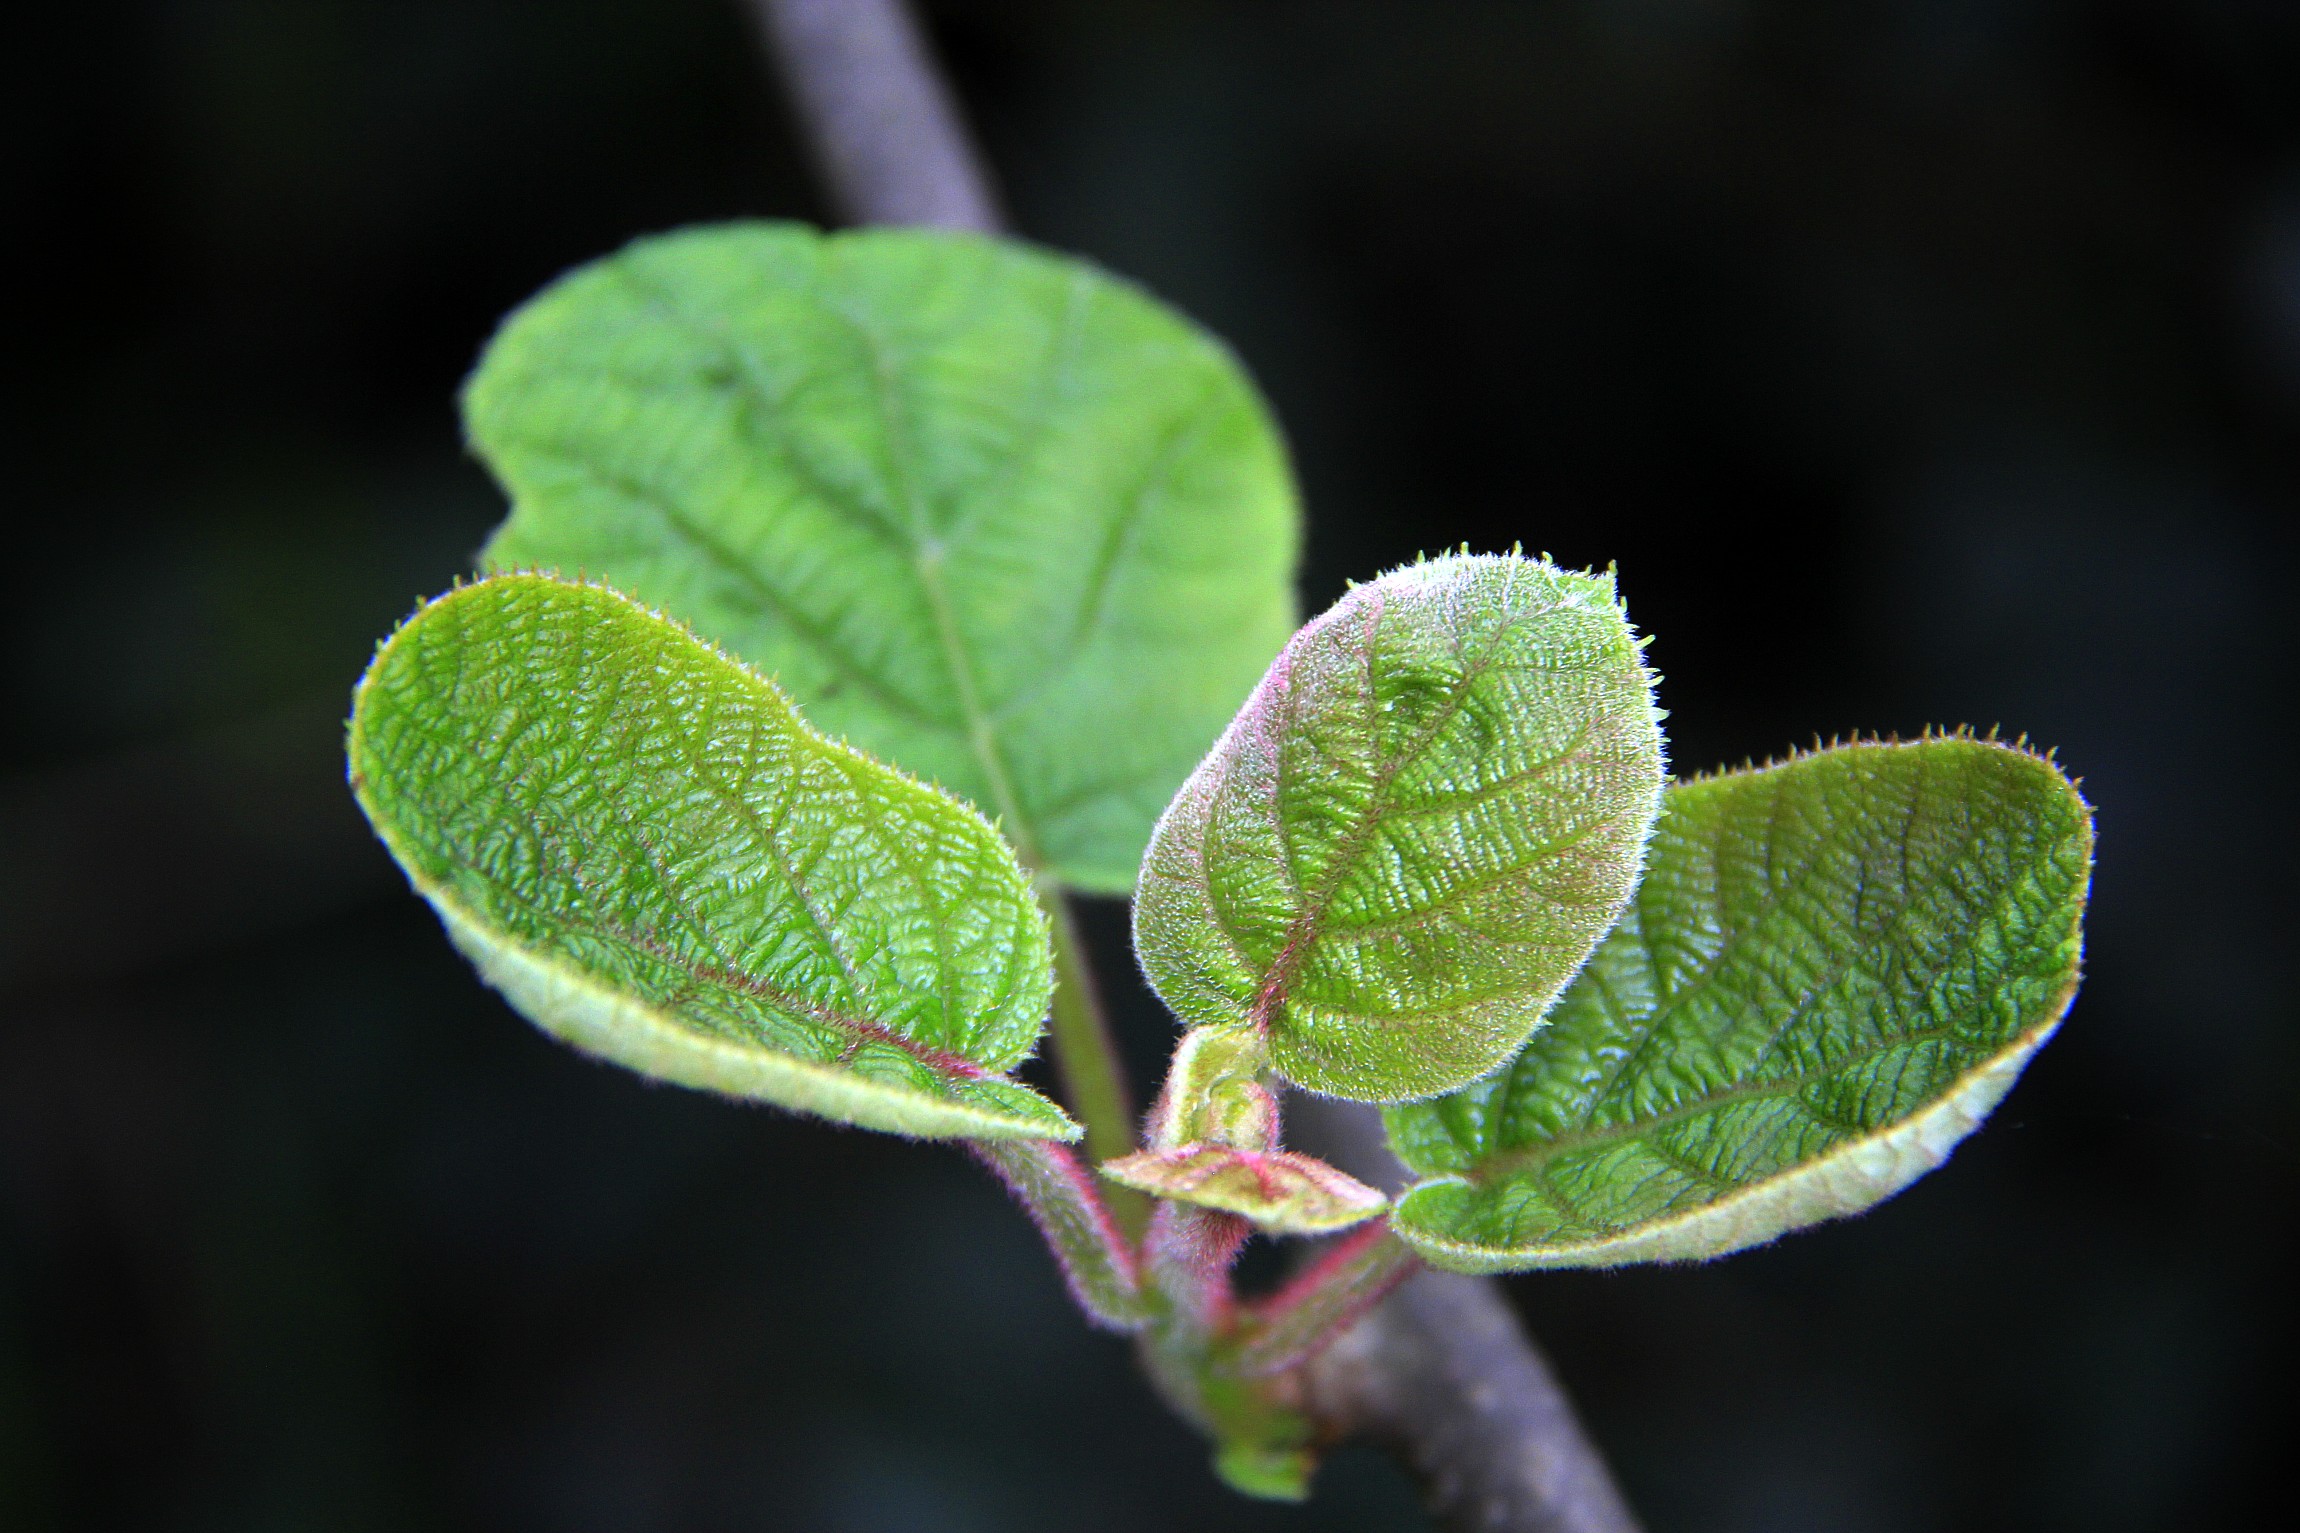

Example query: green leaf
[466,221,1300,893]
[347,573,1076,1142]
[1214,1443,1316,1503]
[1384,738,2092,1271]
[1133,552,1667,1102]
[1146,1025,1280,1149]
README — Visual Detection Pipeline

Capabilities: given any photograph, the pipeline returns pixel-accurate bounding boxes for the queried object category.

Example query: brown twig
[746,0,1002,231]
[744,4,1643,1527]
[1288,1095,1641,1533]
[1302,1266,1642,1533]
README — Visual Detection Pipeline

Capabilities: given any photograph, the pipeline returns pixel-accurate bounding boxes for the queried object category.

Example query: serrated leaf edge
[1390,990,2070,1272]
[1672,724,2082,791]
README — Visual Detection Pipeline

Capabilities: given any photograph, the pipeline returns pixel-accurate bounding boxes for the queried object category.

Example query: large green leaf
[1385,738,2092,1270]
[1134,553,1666,1102]
[467,222,1299,893]
[348,573,1075,1141]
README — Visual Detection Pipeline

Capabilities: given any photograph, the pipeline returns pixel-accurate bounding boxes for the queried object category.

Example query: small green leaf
[1147,1025,1278,1149]
[1134,552,1666,1102]
[1385,738,2092,1271]
[1116,1026,1380,1234]
[1214,1442,1316,1503]
[467,222,1299,892]
[1101,1145,1387,1235]
[348,573,1075,1142]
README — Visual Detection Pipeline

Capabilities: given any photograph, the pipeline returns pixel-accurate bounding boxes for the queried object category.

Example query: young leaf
[466,222,1300,892]
[1146,1025,1279,1150]
[1384,738,2092,1271]
[1112,1026,1382,1234]
[1134,553,1666,1102]
[348,573,1076,1142]
[1101,1145,1387,1235]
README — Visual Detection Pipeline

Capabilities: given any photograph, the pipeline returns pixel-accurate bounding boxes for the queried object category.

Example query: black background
[4,2,2295,1529]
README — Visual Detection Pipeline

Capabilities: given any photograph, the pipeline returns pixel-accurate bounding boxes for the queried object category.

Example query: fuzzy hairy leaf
[1114,1026,1383,1233]
[1147,1025,1279,1149]
[1134,553,1666,1102]
[468,222,1299,892]
[1385,739,2092,1270]
[1101,1145,1386,1235]
[348,573,1075,1141]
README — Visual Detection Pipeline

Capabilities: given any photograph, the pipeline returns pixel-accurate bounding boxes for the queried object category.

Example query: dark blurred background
[4,1,2295,1528]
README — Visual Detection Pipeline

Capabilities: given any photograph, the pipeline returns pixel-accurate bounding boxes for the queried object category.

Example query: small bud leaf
[1147,1025,1277,1150]
[1101,1146,1387,1235]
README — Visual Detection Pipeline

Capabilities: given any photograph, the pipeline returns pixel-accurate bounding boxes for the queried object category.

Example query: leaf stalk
[1236,1224,1420,1378]
[1038,882,1151,1239]
[970,1138,1148,1331]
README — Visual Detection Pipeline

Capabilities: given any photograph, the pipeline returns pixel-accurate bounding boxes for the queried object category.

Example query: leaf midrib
[611,248,1102,869]
[818,287,1043,866]
[433,852,996,1082]
[1237,574,1599,1027]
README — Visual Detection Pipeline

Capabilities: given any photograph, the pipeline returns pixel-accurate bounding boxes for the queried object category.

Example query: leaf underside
[348,574,1075,1141]
[1134,553,1666,1102]
[1384,739,2092,1270]
[467,221,1300,892]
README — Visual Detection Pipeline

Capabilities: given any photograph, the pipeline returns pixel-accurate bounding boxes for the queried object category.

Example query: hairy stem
[1142,1198,1249,1333]
[746,0,1002,230]
[1039,880,1146,1172]
[1135,1198,1310,1496]
[970,1139,1147,1331]
[1236,1222,1419,1379]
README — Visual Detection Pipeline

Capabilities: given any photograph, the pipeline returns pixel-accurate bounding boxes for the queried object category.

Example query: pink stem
[1235,1223,1420,1378]
[1143,1199,1252,1332]
[969,1139,1147,1331]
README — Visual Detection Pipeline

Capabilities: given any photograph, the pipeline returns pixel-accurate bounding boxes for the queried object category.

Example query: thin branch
[746,0,1002,231]
[1301,1267,1641,1533]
